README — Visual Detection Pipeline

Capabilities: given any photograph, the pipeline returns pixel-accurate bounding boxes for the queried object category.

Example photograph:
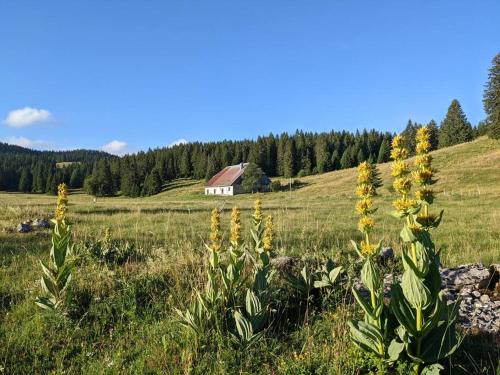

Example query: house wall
[204,186,235,196]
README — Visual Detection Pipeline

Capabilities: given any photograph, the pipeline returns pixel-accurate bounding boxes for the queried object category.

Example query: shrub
[270,180,281,192]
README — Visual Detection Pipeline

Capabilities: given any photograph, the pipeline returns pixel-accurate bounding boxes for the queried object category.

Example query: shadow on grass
[448,330,500,374]
[75,206,303,216]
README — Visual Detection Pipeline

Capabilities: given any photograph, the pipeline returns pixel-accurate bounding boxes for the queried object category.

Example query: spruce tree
[241,163,263,193]
[377,139,389,163]
[402,120,417,154]
[483,52,500,139]
[18,168,32,192]
[356,148,366,165]
[427,120,439,150]
[142,169,162,196]
[439,99,473,147]
[315,136,329,173]
[205,156,216,181]
[340,148,353,169]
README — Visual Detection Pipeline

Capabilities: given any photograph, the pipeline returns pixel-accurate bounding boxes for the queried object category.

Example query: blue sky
[1,1,499,154]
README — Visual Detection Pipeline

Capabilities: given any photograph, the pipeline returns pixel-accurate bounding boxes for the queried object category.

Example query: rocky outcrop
[354,263,500,335]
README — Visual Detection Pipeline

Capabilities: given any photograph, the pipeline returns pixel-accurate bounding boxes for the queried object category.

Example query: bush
[270,180,281,192]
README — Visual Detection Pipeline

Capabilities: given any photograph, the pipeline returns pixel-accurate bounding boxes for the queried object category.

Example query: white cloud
[102,140,128,155]
[4,107,52,128]
[3,136,52,149]
[168,138,188,147]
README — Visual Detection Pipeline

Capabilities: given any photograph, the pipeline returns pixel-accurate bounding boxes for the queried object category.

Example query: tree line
[2,51,499,197]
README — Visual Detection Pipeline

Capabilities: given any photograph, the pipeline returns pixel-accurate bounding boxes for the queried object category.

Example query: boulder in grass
[32,218,50,229]
[16,223,32,233]
[379,247,394,263]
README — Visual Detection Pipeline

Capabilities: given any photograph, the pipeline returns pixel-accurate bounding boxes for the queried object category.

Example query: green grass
[0,137,499,374]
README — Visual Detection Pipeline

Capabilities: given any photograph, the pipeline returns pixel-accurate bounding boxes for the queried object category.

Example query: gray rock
[271,256,298,273]
[32,218,50,228]
[379,247,394,261]
[16,223,31,233]
[472,291,481,298]
[480,294,490,304]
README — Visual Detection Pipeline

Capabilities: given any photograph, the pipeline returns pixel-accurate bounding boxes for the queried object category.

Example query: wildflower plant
[35,183,75,312]
[389,130,459,374]
[349,162,397,360]
[176,202,275,349]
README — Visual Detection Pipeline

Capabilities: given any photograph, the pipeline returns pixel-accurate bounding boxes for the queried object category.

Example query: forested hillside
[1,96,493,197]
[0,144,114,194]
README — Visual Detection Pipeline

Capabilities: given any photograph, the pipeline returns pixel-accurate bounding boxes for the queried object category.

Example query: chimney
[240,162,244,170]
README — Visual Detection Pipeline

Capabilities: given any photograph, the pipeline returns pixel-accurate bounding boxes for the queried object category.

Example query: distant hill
[0,143,115,193]
[0,142,113,161]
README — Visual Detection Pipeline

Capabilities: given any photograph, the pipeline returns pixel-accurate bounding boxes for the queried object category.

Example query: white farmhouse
[204,163,270,196]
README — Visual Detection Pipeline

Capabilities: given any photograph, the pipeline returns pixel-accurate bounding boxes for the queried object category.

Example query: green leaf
[351,287,375,319]
[421,364,444,375]
[348,320,384,356]
[245,290,262,316]
[388,339,404,361]
[361,257,380,293]
[402,268,430,309]
[390,284,417,336]
[41,275,59,297]
[234,310,253,342]
[400,225,416,243]
[350,240,364,258]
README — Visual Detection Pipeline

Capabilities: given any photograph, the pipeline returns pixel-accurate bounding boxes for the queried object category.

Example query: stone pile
[354,263,500,336]
[16,218,51,233]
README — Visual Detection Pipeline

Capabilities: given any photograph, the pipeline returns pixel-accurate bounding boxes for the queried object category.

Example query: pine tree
[340,148,353,169]
[18,168,33,192]
[377,139,389,163]
[439,99,474,147]
[142,169,162,196]
[402,120,418,154]
[205,156,217,181]
[483,52,500,139]
[315,136,329,173]
[69,167,83,188]
[427,120,439,150]
[356,148,366,165]
[282,138,296,178]
[93,160,116,196]
[330,150,340,170]
[241,163,263,193]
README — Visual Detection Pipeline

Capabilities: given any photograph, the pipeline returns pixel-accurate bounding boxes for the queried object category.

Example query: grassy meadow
[1,137,499,374]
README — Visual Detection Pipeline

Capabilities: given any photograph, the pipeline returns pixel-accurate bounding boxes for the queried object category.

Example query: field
[1,137,499,374]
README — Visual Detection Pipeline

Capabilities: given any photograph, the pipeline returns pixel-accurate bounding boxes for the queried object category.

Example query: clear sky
[1,1,499,154]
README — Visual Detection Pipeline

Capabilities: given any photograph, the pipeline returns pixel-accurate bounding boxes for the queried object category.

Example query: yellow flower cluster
[415,126,431,154]
[360,240,377,256]
[392,177,412,195]
[55,183,68,223]
[393,198,417,212]
[209,208,222,252]
[356,184,375,198]
[390,135,409,160]
[355,162,377,237]
[390,160,410,178]
[230,207,242,247]
[390,134,415,214]
[252,199,263,223]
[263,215,274,251]
[414,126,435,204]
[358,216,375,233]
[355,199,373,216]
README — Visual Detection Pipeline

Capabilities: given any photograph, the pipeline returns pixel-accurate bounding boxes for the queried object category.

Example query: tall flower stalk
[36,183,74,312]
[389,130,458,374]
[349,162,394,360]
